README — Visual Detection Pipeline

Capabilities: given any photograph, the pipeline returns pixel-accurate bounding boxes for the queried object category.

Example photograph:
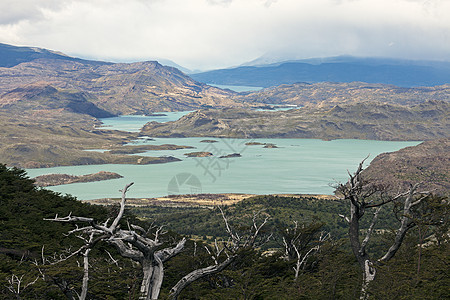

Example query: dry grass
[84,193,335,208]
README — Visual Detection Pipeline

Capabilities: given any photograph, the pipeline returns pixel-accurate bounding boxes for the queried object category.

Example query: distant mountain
[156,58,192,74]
[242,55,450,69]
[191,56,450,88]
[0,43,109,68]
[0,43,239,114]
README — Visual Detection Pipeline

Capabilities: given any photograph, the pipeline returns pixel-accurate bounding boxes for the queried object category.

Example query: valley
[0,42,448,196]
[0,19,449,299]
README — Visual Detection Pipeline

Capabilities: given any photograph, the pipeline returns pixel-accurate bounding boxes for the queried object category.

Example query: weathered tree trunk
[360,260,376,300]
[139,259,154,300]
[80,248,91,300]
[148,256,164,300]
[349,202,374,300]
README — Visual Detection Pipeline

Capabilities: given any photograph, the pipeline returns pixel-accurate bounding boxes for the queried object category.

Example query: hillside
[141,101,449,141]
[363,138,450,196]
[192,56,450,88]
[0,44,240,114]
[235,82,450,108]
[0,82,114,118]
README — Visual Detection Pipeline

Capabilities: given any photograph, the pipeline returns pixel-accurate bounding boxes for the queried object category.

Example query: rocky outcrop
[363,138,449,196]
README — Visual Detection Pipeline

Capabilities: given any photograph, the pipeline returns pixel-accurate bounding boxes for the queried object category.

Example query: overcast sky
[0,0,449,70]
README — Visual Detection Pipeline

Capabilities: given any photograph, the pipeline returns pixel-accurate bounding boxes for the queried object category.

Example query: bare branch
[155,238,186,263]
[44,213,94,223]
[365,190,410,208]
[360,207,382,255]
[105,250,120,267]
[169,256,236,300]
[109,182,134,232]
[379,184,421,262]
[338,214,350,223]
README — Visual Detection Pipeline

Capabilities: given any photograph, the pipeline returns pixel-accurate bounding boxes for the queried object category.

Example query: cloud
[207,0,233,6]
[0,0,449,70]
[0,0,68,25]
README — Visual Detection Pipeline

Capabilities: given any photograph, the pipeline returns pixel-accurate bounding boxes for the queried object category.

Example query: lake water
[26,114,420,200]
[98,111,193,132]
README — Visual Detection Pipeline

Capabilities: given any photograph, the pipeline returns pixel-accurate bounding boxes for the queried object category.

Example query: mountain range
[0,43,239,115]
[191,56,450,88]
[0,43,449,169]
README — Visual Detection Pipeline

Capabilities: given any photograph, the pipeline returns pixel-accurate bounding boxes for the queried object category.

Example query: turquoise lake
[26,114,420,200]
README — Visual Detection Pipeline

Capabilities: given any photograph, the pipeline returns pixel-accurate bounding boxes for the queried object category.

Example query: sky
[0,0,449,70]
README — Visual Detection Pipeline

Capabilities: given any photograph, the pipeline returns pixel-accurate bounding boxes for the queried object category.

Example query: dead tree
[5,273,40,299]
[168,207,271,300]
[335,159,430,300]
[45,183,186,300]
[46,185,271,299]
[279,221,330,280]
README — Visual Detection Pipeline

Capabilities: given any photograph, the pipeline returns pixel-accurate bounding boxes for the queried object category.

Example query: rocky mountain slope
[363,138,449,196]
[0,82,114,118]
[141,101,449,141]
[0,44,240,114]
[235,82,450,108]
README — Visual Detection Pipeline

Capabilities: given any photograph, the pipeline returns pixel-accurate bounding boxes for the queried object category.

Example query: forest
[0,164,448,299]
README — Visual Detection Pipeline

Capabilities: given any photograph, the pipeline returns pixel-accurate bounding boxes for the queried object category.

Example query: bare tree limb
[360,207,382,256]
[168,256,236,300]
[110,182,134,232]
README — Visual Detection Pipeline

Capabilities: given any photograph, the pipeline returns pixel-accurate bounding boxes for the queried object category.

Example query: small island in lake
[245,142,265,146]
[184,151,213,157]
[219,153,241,158]
[263,143,278,148]
[200,139,218,143]
[245,142,278,148]
[34,171,123,187]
